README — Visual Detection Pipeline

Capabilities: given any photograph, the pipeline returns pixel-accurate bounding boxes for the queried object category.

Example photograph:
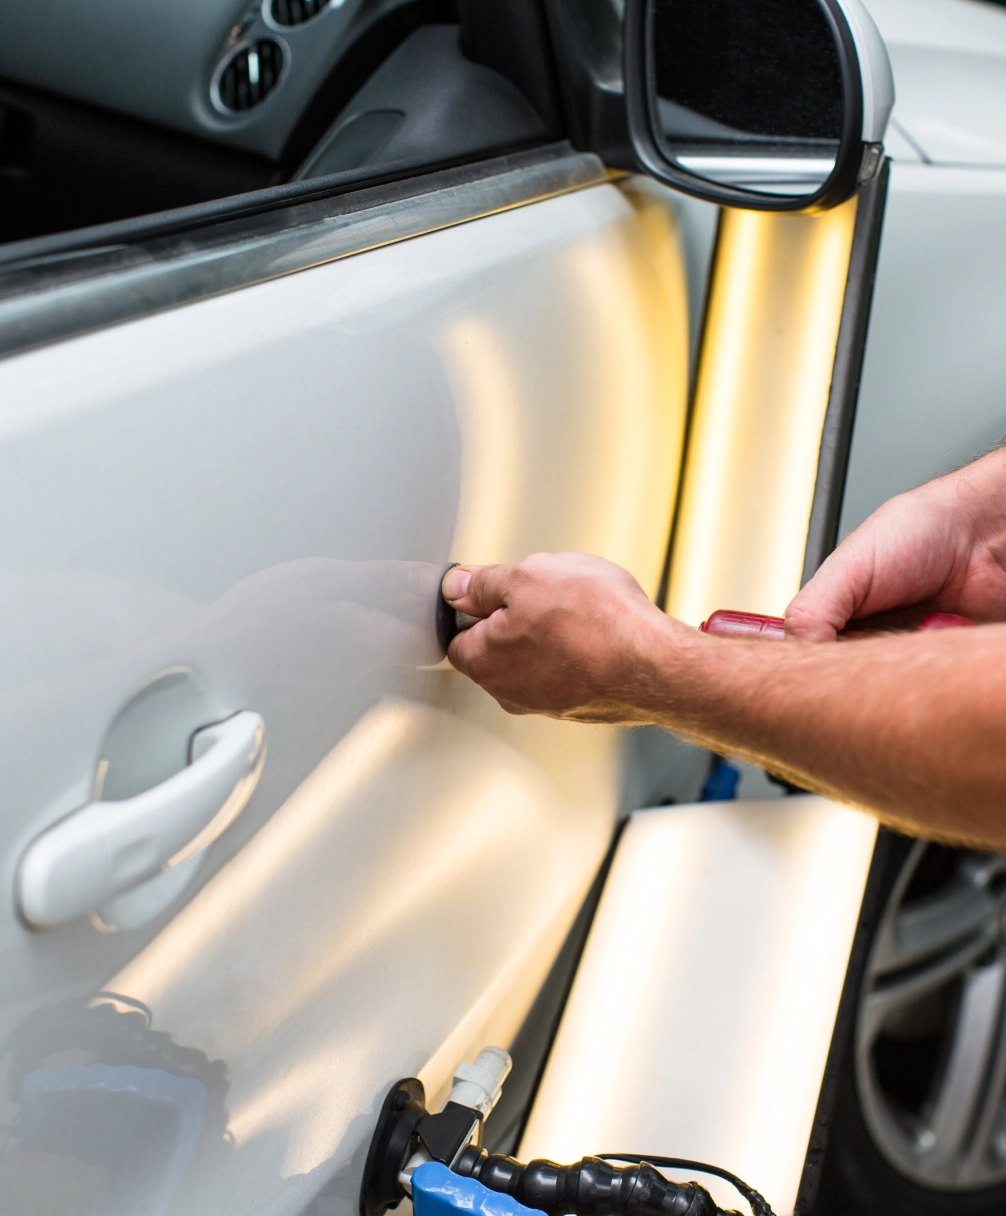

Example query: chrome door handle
[17,710,265,929]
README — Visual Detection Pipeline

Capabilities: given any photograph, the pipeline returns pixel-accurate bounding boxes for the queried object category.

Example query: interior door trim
[0,143,606,361]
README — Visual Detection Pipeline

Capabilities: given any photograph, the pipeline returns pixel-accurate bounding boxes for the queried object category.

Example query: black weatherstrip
[793,828,901,1214]
[0,143,603,362]
[801,158,891,583]
[794,161,892,1214]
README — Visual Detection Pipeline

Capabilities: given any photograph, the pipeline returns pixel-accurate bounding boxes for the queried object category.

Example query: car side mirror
[624,0,894,211]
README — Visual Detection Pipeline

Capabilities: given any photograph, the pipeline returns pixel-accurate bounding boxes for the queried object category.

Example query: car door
[0,29,693,1216]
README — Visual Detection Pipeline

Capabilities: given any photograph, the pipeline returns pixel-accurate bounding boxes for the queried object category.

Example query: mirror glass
[651,0,845,198]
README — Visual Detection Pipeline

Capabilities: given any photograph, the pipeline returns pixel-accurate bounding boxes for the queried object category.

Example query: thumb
[441,563,513,619]
[786,545,871,641]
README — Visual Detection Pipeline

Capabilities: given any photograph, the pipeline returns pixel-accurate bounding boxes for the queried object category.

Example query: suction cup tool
[360,1077,427,1216]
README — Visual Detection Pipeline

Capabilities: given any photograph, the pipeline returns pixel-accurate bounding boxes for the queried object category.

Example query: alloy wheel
[857,840,1006,1190]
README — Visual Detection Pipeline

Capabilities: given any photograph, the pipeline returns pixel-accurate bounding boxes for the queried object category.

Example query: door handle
[17,710,265,929]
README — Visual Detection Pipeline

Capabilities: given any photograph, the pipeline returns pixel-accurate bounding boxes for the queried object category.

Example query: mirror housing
[624,0,894,211]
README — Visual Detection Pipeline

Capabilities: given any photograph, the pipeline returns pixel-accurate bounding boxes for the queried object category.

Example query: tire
[812,834,1006,1215]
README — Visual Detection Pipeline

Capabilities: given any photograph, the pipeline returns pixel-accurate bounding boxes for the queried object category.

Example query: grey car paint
[0,165,691,1216]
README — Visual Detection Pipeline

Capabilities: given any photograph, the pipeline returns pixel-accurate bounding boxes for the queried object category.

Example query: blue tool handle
[412,1162,539,1216]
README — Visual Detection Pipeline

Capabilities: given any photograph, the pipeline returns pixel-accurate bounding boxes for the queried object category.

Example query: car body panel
[0,174,689,1216]
[839,7,1006,576]
[866,0,1006,168]
[840,162,1006,535]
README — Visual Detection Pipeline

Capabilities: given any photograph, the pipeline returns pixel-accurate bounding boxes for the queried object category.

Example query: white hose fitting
[447,1047,512,1119]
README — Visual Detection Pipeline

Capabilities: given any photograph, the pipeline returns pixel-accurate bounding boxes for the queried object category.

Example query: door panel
[0,174,688,1215]
[840,163,1006,536]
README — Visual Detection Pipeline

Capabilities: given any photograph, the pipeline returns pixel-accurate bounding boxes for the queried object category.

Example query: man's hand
[441,553,680,721]
[787,447,1006,641]
[438,539,1006,847]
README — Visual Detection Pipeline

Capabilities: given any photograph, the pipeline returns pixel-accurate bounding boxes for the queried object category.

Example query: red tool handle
[916,612,976,631]
[700,610,786,639]
[699,609,975,639]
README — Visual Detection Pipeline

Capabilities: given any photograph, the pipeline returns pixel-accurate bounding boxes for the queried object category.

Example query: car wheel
[813,835,1006,1214]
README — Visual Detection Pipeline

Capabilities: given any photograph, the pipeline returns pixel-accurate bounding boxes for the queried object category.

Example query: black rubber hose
[599,1155,773,1216]
[455,1150,726,1216]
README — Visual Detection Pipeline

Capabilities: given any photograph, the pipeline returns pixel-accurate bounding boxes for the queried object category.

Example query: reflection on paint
[440,317,525,565]
[438,181,689,601]
[110,701,417,1005]
[105,697,613,1206]
[225,1019,384,1150]
[667,198,859,625]
[0,994,229,1216]
[22,1065,206,1216]
[565,185,689,595]
[720,807,879,1202]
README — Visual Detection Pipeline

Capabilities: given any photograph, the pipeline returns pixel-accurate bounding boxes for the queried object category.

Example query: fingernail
[442,567,471,602]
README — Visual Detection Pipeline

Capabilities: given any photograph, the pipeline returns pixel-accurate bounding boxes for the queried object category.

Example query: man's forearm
[442,551,1006,848]
[639,620,1006,847]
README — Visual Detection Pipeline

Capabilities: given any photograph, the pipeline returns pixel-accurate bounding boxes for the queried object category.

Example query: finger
[441,563,516,619]
[445,612,492,676]
[447,624,536,718]
[786,526,883,640]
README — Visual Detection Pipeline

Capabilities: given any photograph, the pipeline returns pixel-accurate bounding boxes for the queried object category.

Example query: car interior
[0,0,588,252]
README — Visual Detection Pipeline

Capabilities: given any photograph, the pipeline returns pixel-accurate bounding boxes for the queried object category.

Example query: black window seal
[0,142,608,361]
[0,137,557,273]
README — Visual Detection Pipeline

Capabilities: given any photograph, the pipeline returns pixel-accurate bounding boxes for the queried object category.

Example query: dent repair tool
[700,609,975,638]
[440,580,976,653]
[436,563,481,653]
[362,1048,774,1216]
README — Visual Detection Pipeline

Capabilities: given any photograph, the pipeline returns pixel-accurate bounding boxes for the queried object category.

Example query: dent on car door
[0,125,691,1216]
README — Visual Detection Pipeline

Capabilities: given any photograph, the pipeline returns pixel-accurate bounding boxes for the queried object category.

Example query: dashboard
[0,0,434,161]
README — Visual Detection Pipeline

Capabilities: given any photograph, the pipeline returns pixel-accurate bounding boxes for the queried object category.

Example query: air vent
[216,40,285,112]
[270,0,329,26]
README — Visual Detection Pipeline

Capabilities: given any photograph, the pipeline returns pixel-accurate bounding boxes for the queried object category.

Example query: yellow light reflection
[519,799,878,1216]
[107,695,610,1180]
[721,806,879,1204]
[667,198,858,625]
[111,701,414,1004]
[565,182,689,598]
[440,317,525,565]
[437,182,689,602]
[227,1016,386,1149]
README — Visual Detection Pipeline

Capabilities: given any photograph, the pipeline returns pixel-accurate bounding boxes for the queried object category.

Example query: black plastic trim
[624,0,865,213]
[0,134,544,273]
[361,1077,427,1216]
[279,0,459,169]
[793,828,903,1214]
[0,143,604,361]
[801,158,890,581]
[793,162,892,1213]
[458,0,565,138]
[540,0,634,169]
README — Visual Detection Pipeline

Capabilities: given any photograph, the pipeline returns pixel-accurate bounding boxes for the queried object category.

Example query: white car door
[0,128,690,1216]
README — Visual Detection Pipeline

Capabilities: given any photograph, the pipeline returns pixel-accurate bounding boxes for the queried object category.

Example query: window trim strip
[0,143,607,361]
